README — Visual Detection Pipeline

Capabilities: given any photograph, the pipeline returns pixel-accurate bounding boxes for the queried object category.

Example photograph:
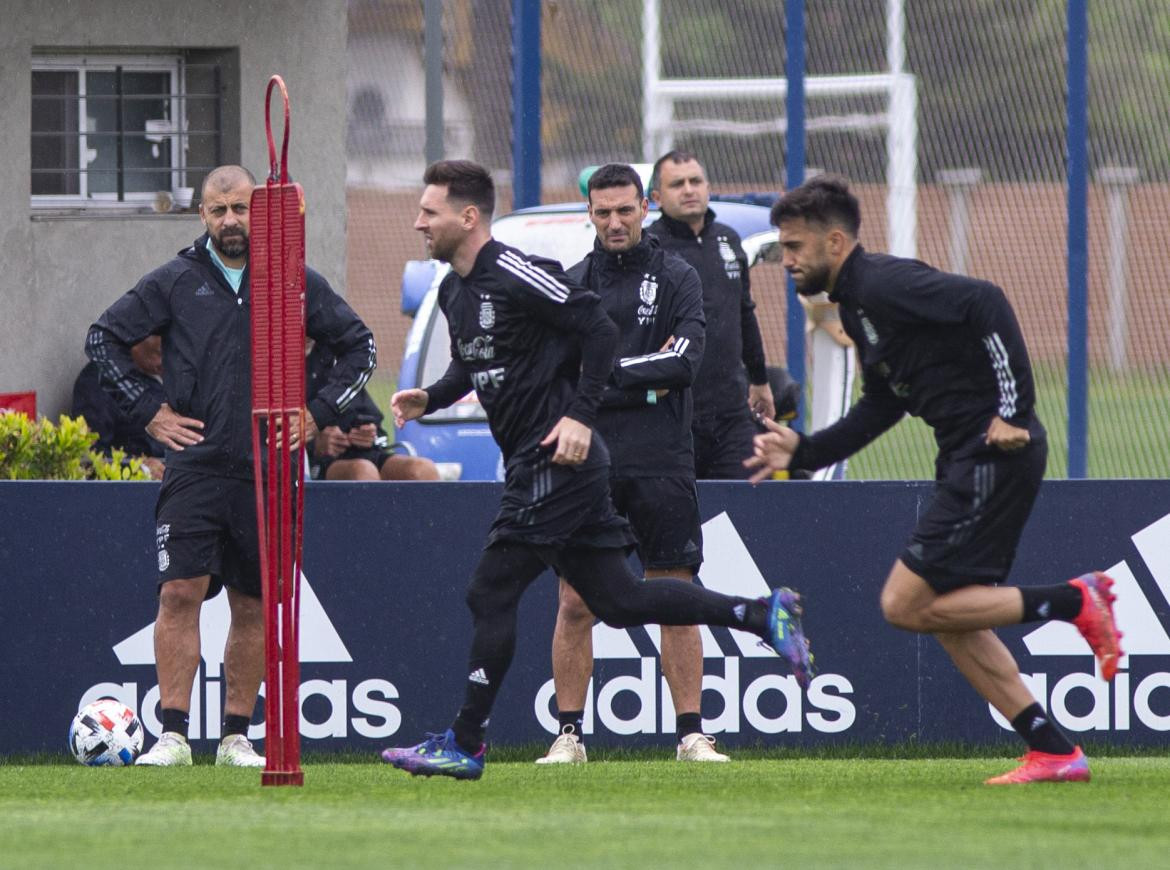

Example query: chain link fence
[345,0,1170,479]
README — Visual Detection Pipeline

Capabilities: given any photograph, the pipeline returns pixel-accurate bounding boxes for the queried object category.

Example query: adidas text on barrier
[381,729,486,780]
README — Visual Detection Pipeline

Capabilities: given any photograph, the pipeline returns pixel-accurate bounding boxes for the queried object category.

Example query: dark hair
[423,159,495,217]
[650,149,701,193]
[770,175,861,236]
[587,163,644,201]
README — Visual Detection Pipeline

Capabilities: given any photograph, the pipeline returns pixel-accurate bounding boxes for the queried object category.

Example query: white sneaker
[677,733,730,762]
[216,733,265,768]
[535,727,587,764]
[135,731,193,766]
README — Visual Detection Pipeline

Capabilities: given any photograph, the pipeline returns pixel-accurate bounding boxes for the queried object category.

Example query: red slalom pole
[250,74,306,787]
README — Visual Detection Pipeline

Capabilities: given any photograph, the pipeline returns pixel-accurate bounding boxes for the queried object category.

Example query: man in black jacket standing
[382,160,812,781]
[86,165,376,767]
[748,175,1122,785]
[648,151,774,479]
[537,164,727,764]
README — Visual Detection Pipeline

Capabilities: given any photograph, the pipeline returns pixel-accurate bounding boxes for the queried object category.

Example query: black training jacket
[568,234,705,478]
[86,234,376,479]
[646,209,767,419]
[306,343,390,446]
[423,238,618,468]
[791,245,1042,472]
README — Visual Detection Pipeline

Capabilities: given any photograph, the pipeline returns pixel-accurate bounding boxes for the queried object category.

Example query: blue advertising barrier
[2,479,1168,756]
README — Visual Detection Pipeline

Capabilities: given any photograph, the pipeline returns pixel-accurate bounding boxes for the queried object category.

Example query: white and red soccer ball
[68,699,144,766]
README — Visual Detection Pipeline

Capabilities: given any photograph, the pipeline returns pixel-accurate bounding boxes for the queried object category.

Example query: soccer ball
[68,699,144,766]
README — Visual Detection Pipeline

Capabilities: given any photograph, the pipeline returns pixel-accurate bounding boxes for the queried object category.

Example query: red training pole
[250,74,306,787]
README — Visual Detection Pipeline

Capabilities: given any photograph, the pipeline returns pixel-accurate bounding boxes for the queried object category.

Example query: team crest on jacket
[639,274,658,306]
[479,299,495,330]
[718,236,741,279]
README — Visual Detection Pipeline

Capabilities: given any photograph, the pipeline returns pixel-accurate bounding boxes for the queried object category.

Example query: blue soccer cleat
[762,587,815,689]
[381,729,485,780]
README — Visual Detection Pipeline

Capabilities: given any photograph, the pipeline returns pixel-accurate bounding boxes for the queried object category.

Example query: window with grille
[31,54,225,209]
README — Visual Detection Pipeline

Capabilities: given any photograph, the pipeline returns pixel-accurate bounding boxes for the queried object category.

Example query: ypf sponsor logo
[994,511,1170,733]
[534,512,856,737]
[78,574,403,742]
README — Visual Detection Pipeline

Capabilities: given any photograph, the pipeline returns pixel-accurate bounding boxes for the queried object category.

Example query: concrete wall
[0,0,347,418]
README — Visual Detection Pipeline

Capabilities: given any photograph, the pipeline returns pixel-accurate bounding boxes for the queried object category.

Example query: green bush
[0,411,152,481]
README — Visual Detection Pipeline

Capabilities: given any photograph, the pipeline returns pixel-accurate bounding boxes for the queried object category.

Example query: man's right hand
[743,416,800,484]
[390,389,429,429]
[146,403,204,451]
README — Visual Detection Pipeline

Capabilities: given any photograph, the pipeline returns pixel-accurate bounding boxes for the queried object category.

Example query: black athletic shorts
[692,408,758,480]
[610,476,703,572]
[312,445,392,480]
[901,437,1047,593]
[155,468,261,599]
[486,449,635,552]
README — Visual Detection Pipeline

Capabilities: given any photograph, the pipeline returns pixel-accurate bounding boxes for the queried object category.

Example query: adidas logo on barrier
[533,512,857,737]
[79,573,403,742]
[993,510,1170,733]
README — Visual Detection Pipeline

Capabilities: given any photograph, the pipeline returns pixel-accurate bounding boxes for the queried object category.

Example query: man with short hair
[537,163,725,764]
[86,165,376,766]
[748,174,1122,785]
[381,160,812,780]
[648,151,774,479]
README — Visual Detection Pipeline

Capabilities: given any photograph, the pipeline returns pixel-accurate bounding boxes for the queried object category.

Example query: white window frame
[31,54,185,210]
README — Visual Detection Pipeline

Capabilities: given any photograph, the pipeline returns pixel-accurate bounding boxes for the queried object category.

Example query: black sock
[742,599,769,635]
[451,715,486,755]
[1011,703,1076,755]
[676,712,702,741]
[1020,584,1083,623]
[161,708,189,738]
[558,711,584,735]
[222,714,251,738]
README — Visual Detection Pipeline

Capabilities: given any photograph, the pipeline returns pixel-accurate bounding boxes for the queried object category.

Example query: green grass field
[5,753,1169,869]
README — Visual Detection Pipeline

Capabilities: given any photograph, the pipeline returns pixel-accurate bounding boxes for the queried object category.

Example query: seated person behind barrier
[72,335,166,479]
[306,342,439,481]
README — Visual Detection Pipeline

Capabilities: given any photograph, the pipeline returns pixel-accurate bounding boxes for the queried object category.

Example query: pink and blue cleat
[381,729,485,780]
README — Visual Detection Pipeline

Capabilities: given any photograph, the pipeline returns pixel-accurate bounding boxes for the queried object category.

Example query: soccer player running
[382,160,812,780]
[747,175,1122,785]
[537,164,726,765]
[86,165,377,767]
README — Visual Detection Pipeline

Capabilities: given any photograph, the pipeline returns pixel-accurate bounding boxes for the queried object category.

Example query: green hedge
[0,412,151,481]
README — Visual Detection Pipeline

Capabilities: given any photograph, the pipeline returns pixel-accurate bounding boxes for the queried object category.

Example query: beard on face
[214,229,249,259]
[793,261,832,297]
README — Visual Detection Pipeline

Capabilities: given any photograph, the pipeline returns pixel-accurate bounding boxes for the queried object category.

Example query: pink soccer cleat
[1070,572,1123,681]
[985,747,1090,785]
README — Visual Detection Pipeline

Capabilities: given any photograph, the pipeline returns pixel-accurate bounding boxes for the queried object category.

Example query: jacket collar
[590,233,660,272]
[655,207,716,240]
[828,244,865,303]
[183,232,251,297]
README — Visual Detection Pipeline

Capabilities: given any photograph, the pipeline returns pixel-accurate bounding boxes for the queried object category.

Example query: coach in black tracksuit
[383,161,801,775]
[648,151,772,479]
[750,175,1121,785]
[85,165,375,768]
[535,163,719,762]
